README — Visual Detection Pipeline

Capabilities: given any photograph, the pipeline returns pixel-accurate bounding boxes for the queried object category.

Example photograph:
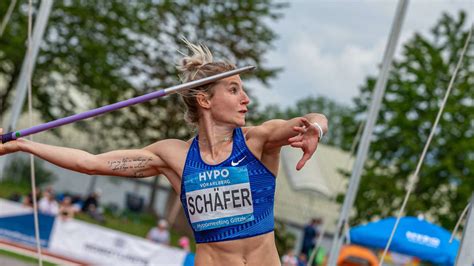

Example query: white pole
[0,0,53,179]
[326,1,409,265]
[455,194,474,265]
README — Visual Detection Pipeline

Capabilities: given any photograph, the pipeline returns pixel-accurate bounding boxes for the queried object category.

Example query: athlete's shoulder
[143,138,190,156]
[142,139,192,174]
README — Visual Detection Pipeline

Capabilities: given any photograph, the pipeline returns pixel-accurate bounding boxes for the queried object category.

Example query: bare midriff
[194,231,280,266]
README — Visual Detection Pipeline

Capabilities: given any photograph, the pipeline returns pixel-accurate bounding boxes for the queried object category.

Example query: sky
[249,0,473,109]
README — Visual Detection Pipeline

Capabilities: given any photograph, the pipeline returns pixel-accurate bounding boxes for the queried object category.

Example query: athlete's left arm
[256,113,328,170]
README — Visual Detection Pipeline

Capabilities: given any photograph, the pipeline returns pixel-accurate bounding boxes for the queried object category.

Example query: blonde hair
[177,38,235,124]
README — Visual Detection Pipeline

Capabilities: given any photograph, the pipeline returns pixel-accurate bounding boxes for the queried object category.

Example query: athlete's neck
[197,120,235,159]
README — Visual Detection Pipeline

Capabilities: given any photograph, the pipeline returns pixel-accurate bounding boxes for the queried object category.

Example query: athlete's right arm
[0,129,165,177]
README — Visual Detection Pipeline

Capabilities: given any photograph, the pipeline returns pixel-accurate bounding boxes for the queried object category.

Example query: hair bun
[177,38,214,76]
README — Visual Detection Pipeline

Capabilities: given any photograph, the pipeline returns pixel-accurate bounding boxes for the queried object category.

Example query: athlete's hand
[0,128,21,155]
[288,118,320,171]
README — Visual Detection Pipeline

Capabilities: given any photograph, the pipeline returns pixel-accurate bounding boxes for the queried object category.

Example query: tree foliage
[0,0,285,147]
[248,95,358,150]
[0,1,286,220]
[350,12,473,229]
[4,156,57,186]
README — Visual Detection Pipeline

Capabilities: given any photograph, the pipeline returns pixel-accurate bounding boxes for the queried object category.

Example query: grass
[0,249,57,266]
[0,180,33,200]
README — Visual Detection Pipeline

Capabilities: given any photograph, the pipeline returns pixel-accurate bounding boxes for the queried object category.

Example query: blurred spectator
[70,194,84,211]
[297,253,307,266]
[82,189,105,223]
[22,195,33,207]
[23,186,42,208]
[282,249,298,266]
[38,190,59,215]
[58,196,76,220]
[43,186,54,196]
[8,192,22,202]
[301,218,322,257]
[147,219,170,245]
[82,189,100,212]
[178,236,191,252]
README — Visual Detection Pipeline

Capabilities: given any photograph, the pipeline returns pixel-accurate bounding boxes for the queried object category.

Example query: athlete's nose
[241,90,250,105]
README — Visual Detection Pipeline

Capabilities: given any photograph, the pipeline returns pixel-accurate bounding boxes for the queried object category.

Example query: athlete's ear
[196,92,211,109]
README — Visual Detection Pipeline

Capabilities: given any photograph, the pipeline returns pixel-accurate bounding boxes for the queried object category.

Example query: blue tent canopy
[350,216,459,265]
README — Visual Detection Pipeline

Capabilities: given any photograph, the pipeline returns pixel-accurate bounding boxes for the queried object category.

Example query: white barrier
[49,219,187,265]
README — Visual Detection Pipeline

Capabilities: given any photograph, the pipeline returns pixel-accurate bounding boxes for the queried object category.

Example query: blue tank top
[180,128,276,243]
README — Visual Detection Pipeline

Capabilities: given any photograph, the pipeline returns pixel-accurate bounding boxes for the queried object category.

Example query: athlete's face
[208,75,250,127]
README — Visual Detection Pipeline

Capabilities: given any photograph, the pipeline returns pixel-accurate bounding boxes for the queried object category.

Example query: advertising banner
[0,199,55,248]
[49,219,188,265]
[0,199,193,265]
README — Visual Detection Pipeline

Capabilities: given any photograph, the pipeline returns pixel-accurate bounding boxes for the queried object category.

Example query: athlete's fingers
[299,117,310,126]
[296,152,312,171]
[296,158,306,171]
[300,118,311,128]
[288,135,303,143]
[290,142,304,148]
[293,126,307,133]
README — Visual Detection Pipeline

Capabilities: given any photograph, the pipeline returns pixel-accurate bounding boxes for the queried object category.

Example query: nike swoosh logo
[231,156,247,166]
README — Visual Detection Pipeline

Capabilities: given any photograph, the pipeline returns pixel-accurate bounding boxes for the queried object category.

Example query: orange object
[337,245,379,266]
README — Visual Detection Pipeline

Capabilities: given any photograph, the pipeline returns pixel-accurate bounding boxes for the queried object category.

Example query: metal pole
[4,0,53,134]
[455,193,474,266]
[326,1,409,265]
[0,0,53,179]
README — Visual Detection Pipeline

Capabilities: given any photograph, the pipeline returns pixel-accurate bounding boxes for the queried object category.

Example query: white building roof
[275,144,353,234]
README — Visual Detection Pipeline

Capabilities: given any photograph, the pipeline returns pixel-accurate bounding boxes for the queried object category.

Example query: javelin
[1,66,255,143]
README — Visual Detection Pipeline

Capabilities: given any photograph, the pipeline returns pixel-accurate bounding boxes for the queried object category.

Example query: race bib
[184,167,254,231]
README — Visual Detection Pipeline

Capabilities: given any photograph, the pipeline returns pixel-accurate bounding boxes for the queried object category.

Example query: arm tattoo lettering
[133,172,145,178]
[107,157,153,175]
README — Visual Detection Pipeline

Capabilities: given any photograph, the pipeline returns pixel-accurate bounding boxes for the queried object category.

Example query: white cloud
[250,0,472,109]
[287,34,385,104]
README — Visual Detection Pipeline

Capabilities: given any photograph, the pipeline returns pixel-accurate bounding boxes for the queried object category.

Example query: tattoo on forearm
[133,172,145,177]
[107,157,153,175]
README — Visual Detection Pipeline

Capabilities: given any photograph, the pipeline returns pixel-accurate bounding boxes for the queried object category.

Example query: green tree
[0,1,286,212]
[350,12,473,229]
[4,156,57,187]
[248,95,358,150]
[0,1,284,140]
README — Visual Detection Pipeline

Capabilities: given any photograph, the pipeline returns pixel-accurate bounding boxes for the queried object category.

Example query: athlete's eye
[230,87,238,94]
